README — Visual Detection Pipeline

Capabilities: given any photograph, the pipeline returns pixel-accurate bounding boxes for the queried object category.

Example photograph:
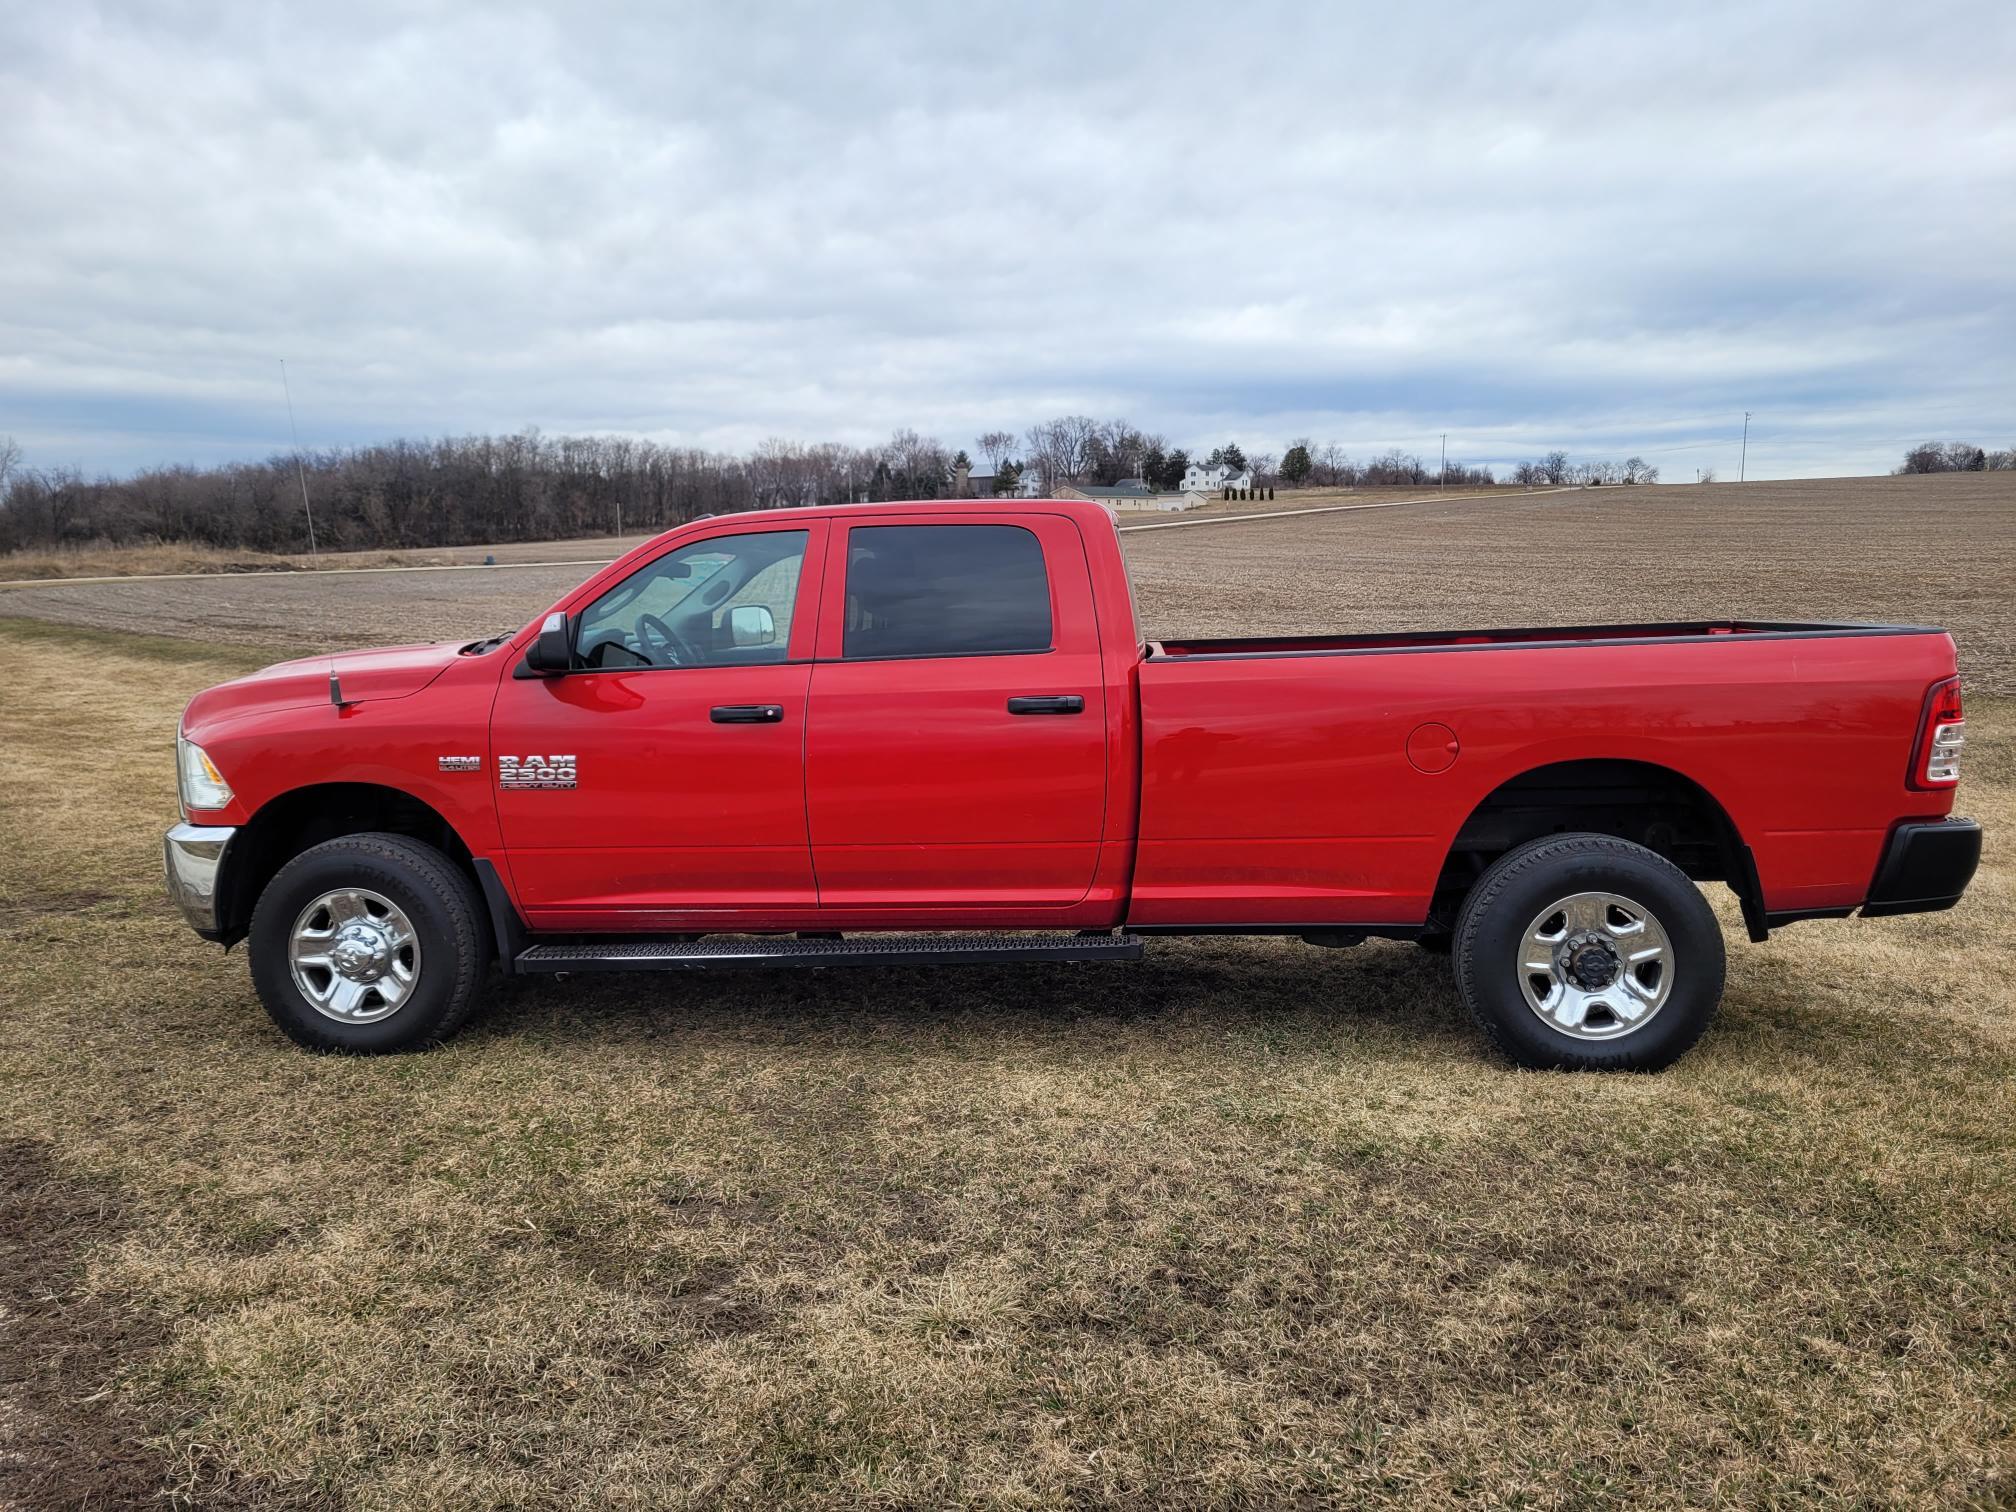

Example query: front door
[803,514,1109,911]
[490,523,825,928]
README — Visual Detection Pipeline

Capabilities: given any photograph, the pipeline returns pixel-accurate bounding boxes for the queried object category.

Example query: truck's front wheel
[1453,833,1724,1071]
[247,833,490,1052]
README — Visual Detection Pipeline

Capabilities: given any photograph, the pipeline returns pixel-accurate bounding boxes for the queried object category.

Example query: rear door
[804,513,1109,910]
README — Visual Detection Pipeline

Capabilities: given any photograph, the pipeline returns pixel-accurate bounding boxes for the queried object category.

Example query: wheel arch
[215,782,481,948]
[1431,757,1762,939]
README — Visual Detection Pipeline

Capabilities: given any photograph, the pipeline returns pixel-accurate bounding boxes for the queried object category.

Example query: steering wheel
[634,612,695,667]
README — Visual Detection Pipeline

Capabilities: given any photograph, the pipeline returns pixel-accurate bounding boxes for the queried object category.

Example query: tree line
[1896,441,2016,474]
[0,430,952,555]
[1502,451,1659,486]
[1278,441,1497,488]
[0,420,1245,552]
[0,418,1692,555]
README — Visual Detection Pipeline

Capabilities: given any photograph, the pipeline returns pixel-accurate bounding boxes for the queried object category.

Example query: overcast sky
[3,0,2012,481]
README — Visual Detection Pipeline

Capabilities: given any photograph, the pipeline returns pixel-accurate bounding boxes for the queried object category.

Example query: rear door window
[842,524,1052,660]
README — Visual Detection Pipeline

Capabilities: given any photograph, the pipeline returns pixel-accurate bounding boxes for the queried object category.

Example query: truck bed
[1148,620,1939,660]
[1130,618,1960,928]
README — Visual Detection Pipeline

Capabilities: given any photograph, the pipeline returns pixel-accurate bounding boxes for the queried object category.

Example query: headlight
[177,734,235,814]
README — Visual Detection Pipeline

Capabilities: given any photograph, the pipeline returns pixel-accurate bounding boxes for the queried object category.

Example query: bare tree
[1022,415,1098,490]
[1020,421,1065,490]
[976,431,1015,473]
[1363,449,1426,485]
[1055,415,1098,482]
[879,429,951,499]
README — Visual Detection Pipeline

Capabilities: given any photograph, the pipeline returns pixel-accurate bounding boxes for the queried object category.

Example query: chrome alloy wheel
[288,888,422,1024]
[1517,891,1673,1040]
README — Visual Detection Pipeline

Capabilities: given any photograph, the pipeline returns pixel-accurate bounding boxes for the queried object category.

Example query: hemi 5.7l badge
[437,755,482,773]
[498,754,578,790]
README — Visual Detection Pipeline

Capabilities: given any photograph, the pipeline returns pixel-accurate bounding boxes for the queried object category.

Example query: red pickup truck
[165,498,1979,1069]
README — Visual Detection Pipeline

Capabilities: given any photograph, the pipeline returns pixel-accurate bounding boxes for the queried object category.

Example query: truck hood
[183,642,468,730]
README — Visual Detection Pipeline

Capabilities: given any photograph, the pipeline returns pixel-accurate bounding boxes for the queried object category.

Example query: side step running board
[515,932,1144,974]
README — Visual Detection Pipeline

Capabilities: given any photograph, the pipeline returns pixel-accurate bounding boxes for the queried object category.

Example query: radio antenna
[280,358,318,556]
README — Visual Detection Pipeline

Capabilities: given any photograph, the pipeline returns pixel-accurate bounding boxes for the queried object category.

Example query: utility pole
[1440,432,1447,489]
[279,359,317,556]
[1739,412,1751,483]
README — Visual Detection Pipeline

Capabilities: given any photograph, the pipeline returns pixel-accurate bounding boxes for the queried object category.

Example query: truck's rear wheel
[1452,833,1724,1071]
[248,833,489,1052]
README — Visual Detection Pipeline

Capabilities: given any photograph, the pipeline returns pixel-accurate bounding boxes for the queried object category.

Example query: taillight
[1909,675,1964,790]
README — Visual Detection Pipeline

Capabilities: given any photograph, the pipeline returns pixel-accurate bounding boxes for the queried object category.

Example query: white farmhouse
[1182,460,1255,492]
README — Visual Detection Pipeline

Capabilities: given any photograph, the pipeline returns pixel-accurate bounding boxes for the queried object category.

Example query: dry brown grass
[0,536,631,584]
[0,540,310,579]
[2,608,2014,1506]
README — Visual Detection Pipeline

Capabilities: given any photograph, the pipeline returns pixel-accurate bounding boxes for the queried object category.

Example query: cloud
[1,0,2011,480]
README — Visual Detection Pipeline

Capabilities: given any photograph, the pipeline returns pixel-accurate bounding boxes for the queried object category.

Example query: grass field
[2,474,2013,1507]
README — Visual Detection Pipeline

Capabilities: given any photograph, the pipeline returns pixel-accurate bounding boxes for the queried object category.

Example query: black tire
[1452,833,1724,1071]
[248,833,490,1052]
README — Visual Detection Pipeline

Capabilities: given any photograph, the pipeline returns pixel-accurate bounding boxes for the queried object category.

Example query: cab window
[842,524,1052,660]
[577,530,808,669]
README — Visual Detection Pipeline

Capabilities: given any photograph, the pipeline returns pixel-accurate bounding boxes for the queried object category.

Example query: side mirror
[728,604,775,647]
[520,612,574,675]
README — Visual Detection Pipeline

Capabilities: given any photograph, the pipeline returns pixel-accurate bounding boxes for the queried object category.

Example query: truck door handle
[1006,695,1084,715]
[710,704,785,724]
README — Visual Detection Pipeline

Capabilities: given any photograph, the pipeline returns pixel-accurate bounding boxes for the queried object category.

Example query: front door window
[577,529,809,669]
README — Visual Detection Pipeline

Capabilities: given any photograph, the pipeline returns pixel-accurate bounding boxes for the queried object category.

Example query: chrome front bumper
[164,822,235,939]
